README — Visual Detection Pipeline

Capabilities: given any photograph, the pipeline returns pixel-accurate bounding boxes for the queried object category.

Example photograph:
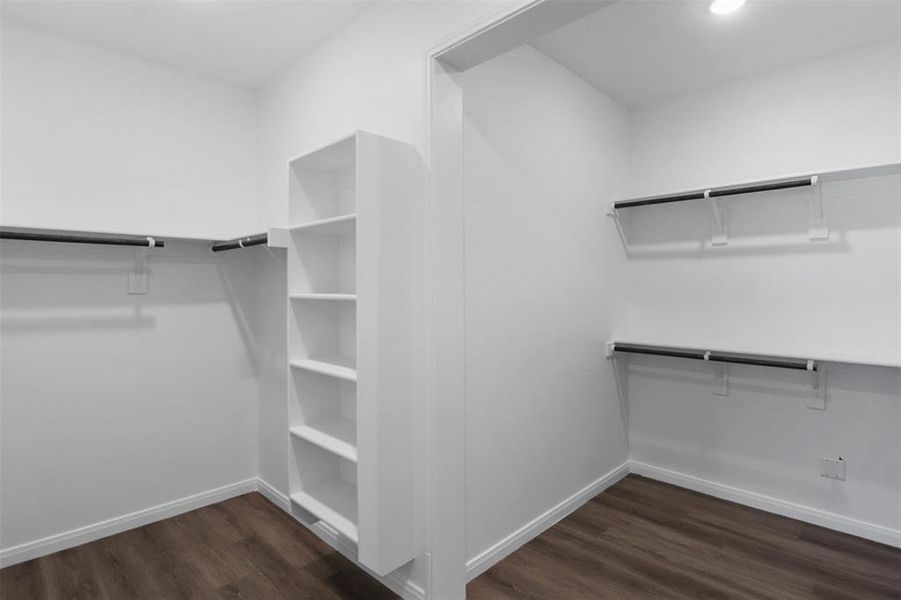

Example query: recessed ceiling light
[710,0,746,15]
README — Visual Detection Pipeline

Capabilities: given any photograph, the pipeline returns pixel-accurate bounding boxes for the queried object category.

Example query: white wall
[628,358,901,540]
[1,20,258,240]
[619,171,901,363]
[628,41,901,198]
[0,22,271,564]
[256,1,504,229]
[621,41,901,365]
[461,45,630,562]
[618,41,901,542]
[251,249,288,497]
[0,239,264,553]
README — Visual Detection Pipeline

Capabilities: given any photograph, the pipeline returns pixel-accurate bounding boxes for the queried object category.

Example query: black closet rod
[611,343,815,372]
[614,176,815,209]
[0,230,164,248]
[211,233,268,253]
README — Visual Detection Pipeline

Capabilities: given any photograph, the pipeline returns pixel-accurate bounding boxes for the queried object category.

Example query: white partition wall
[436,0,901,577]
[460,45,631,570]
[286,131,420,576]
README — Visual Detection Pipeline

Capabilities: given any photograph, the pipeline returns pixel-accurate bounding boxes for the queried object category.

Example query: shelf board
[615,162,901,208]
[290,419,358,463]
[289,293,356,301]
[612,339,901,369]
[291,480,358,543]
[0,223,232,242]
[289,214,356,236]
[290,356,357,381]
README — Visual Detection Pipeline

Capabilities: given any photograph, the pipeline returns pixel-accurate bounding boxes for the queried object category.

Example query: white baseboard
[464,460,631,582]
[255,478,425,600]
[630,461,901,549]
[0,478,257,568]
[255,476,290,511]
[6,465,894,594]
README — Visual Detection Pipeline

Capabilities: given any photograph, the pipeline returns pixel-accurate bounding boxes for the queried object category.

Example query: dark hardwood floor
[469,475,901,600]
[2,475,899,599]
[0,492,396,600]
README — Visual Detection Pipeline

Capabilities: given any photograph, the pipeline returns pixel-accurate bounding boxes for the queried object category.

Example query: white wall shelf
[608,162,901,246]
[611,163,901,210]
[286,131,419,576]
[0,223,239,243]
[290,481,359,543]
[290,293,357,301]
[290,420,358,463]
[289,213,357,235]
[611,162,901,211]
[611,339,901,370]
[290,357,357,381]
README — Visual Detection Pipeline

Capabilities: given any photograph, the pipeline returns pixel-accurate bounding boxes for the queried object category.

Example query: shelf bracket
[808,176,828,241]
[606,204,630,250]
[707,190,727,246]
[703,351,730,395]
[607,342,630,437]
[807,361,826,410]
[129,246,150,295]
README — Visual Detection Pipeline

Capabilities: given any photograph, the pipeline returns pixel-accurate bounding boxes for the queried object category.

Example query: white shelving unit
[286,131,419,576]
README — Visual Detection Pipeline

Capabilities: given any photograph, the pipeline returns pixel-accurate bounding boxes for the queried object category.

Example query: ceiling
[533,0,901,107]
[0,0,375,89]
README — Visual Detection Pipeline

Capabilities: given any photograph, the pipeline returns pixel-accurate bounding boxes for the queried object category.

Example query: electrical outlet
[820,457,845,481]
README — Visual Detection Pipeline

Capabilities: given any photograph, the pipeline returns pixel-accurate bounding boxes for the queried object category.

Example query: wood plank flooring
[2,476,899,599]
[0,493,396,600]
[468,475,901,600]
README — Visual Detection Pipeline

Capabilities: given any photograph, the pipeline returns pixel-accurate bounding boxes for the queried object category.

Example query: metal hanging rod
[211,233,268,253]
[0,230,164,248]
[613,176,816,210]
[610,343,815,372]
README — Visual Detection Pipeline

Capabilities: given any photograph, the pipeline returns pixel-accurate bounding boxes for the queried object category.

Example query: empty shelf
[291,480,358,543]
[290,293,356,301]
[289,214,356,235]
[290,419,358,463]
[290,356,357,381]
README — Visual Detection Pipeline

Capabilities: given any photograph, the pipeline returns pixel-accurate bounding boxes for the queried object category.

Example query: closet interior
[459,0,900,572]
[0,1,898,599]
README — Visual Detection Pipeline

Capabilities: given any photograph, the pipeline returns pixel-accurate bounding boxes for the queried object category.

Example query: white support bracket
[808,175,828,241]
[605,341,631,437]
[707,190,727,246]
[703,351,729,396]
[129,246,150,295]
[606,204,629,250]
[807,361,827,410]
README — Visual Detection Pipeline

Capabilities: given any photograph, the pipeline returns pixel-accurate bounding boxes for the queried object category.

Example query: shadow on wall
[214,243,286,377]
[0,239,284,378]
[613,173,900,260]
